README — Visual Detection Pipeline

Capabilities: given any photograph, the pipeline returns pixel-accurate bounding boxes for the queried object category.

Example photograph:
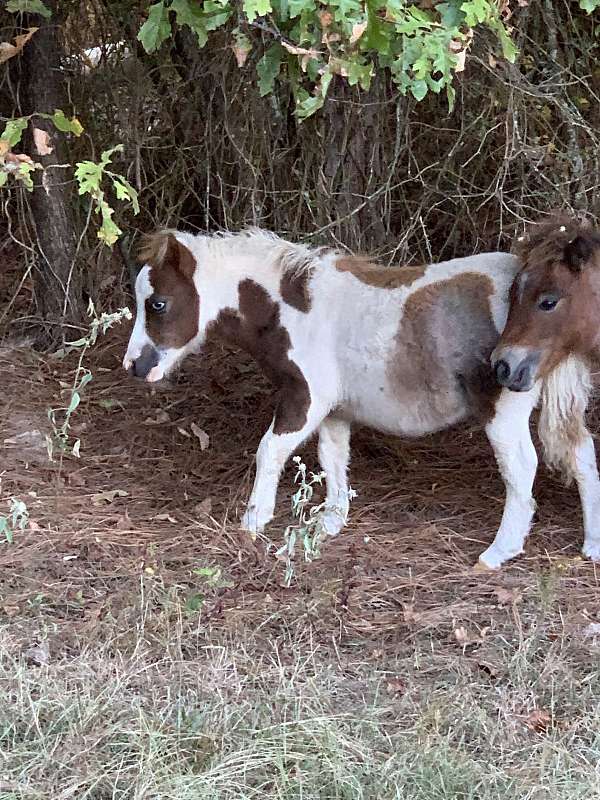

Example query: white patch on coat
[123,266,153,369]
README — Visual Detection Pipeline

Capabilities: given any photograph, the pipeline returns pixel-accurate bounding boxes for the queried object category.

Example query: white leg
[241,409,326,535]
[317,416,352,536]
[573,433,600,561]
[478,387,540,569]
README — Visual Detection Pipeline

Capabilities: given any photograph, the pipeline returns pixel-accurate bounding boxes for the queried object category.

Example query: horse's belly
[341,382,469,437]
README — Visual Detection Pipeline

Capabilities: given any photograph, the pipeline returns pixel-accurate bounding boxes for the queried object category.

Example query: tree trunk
[17,1,82,344]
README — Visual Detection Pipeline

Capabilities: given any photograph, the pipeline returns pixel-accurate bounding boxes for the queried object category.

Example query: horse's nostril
[494,359,511,385]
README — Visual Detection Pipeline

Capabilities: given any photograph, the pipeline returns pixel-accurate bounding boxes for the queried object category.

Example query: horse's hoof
[472,559,498,573]
[582,541,600,562]
[320,510,346,537]
[240,509,266,538]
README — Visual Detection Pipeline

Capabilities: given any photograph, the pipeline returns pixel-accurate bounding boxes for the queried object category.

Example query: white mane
[194,227,334,278]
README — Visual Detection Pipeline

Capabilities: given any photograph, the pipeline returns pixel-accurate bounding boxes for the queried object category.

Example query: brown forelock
[501,215,600,375]
[209,279,310,434]
[513,213,597,272]
[335,255,427,289]
[143,233,199,349]
[390,273,500,423]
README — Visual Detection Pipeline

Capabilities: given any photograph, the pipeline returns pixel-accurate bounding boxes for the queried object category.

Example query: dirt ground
[2,327,600,798]
[2,328,600,635]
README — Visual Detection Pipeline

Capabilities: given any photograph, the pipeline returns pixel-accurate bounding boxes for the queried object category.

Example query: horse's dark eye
[538,297,558,312]
[150,299,167,314]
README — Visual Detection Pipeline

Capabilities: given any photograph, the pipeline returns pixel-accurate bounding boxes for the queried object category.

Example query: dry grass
[2,333,600,798]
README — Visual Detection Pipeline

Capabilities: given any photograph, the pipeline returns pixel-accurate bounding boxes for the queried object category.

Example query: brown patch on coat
[499,214,600,377]
[390,273,500,424]
[140,232,199,349]
[209,279,310,434]
[280,270,311,313]
[335,255,427,289]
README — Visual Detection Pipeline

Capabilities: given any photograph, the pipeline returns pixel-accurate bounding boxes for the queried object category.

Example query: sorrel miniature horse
[123,227,597,568]
[491,215,600,563]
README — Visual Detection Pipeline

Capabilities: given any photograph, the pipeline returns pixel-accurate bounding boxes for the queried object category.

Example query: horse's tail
[537,355,591,483]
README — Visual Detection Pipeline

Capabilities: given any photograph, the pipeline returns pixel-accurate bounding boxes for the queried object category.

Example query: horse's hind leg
[478,387,540,569]
[572,433,600,561]
[318,416,351,536]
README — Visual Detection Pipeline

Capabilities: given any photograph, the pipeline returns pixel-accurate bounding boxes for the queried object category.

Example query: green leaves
[5,0,51,18]
[243,0,272,21]
[138,1,171,52]
[138,0,231,52]
[50,109,84,136]
[75,145,139,246]
[133,0,519,117]
[257,44,284,96]
[113,177,140,214]
[460,0,490,26]
[172,0,208,46]
[1,118,28,148]
[579,0,600,10]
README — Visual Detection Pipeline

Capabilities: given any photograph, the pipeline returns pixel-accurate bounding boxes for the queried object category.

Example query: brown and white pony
[123,227,598,568]
[492,215,600,563]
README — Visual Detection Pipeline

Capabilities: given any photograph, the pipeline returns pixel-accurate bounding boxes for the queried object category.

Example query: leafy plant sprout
[276,456,356,586]
[0,497,29,544]
[46,301,132,462]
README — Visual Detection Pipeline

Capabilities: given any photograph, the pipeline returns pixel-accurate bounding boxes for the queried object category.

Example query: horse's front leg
[241,405,326,535]
[573,433,600,561]
[478,387,540,569]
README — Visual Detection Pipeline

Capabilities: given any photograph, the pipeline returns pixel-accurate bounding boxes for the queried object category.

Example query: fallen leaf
[28,520,40,532]
[193,497,212,516]
[582,622,600,638]
[0,27,37,65]
[282,41,320,59]
[190,422,210,450]
[24,640,50,666]
[33,127,53,155]
[178,427,191,438]
[91,489,128,506]
[7,152,34,164]
[523,708,551,733]
[143,409,170,425]
[454,626,470,645]
[318,9,333,28]
[350,21,368,45]
[454,47,467,73]
[115,512,131,530]
[0,140,9,157]
[154,512,177,523]
[494,586,522,605]
[232,40,251,68]
[386,676,407,695]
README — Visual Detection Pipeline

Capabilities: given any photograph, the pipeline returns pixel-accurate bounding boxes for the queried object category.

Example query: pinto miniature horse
[123,227,598,568]
[491,215,600,563]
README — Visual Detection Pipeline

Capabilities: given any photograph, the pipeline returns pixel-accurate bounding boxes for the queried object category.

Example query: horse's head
[492,216,600,392]
[123,231,201,382]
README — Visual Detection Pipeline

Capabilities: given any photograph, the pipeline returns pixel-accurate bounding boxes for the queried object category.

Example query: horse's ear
[164,234,196,280]
[564,235,596,272]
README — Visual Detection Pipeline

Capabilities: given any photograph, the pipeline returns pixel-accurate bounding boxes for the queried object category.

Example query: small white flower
[559,225,566,232]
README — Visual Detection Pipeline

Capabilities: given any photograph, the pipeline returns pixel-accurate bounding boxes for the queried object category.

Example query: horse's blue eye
[150,300,166,313]
[539,297,558,311]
